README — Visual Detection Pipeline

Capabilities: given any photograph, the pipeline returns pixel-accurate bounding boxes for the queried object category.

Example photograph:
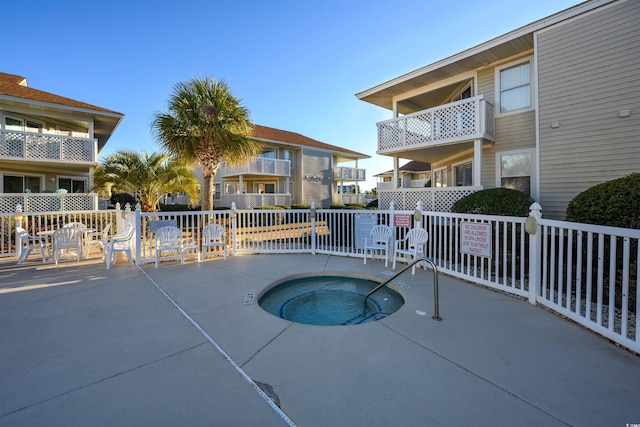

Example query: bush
[110,191,137,208]
[366,199,378,209]
[565,173,640,229]
[451,188,534,217]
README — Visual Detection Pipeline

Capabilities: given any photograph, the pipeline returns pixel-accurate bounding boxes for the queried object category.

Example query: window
[288,181,295,199]
[254,182,276,194]
[453,161,473,186]
[3,174,41,193]
[260,150,276,159]
[58,178,86,193]
[282,149,294,169]
[497,150,533,196]
[497,59,532,113]
[433,168,448,187]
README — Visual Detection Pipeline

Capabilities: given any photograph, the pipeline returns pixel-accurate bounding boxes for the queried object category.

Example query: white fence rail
[1,203,637,353]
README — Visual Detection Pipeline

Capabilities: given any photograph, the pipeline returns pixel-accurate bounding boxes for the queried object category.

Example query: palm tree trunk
[201,161,217,210]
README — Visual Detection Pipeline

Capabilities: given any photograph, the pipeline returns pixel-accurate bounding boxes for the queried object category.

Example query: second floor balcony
[377,95,495,155]
[0,130,98,164]
[218,158,291,178]
[334,166,366,181]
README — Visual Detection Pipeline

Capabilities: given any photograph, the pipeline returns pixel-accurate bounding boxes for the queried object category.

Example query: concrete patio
[1,253,639,426]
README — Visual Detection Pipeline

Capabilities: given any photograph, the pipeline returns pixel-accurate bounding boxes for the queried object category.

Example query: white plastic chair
[52,227,83,265]
[155,225,192,268]
[16,227,47,265]
[106,224,134,269]
[87,223,111,259]
[363,224,393,267]
[393,227,429,274]
[202,223,227,261]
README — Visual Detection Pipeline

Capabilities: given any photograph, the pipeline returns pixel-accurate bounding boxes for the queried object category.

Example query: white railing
[377,182,394,189]
[3,203,637,353]
[377,96,495,154]
[218,158,290,177]
[217,193,291,209]
[334,167,366,181]
[378,186,481,211]
[332,193,367,205]
[0,130,97,163]
[0,193,98,213]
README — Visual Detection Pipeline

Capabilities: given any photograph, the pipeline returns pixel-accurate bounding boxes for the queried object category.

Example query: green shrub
[366,199,378,209]
[451,188,534,217]
[110,191,137,208]
[565,173,640,229]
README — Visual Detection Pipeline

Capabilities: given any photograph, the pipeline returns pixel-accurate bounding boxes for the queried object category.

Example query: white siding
[537,0,640,219]
[301,149,332,208]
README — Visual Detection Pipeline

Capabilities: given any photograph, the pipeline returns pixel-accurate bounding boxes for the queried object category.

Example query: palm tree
[151,76,263,210]
[93,150,200,212]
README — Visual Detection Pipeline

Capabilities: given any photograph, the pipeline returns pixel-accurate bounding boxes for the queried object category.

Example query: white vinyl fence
[2,202,637,353]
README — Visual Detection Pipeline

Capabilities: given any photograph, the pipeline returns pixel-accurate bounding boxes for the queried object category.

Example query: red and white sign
[394,214,412,228]
[460,222,492,258]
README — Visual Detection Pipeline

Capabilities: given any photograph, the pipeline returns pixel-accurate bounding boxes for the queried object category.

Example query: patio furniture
[63,222,88,230]
[202,223,227,261]
[106,224,135,269]
[392,227,429,274]
[155,225,199,268]
[16,227,47,265]
[86,223,111,259]
[363,224,393,267]
[52,227,83,265]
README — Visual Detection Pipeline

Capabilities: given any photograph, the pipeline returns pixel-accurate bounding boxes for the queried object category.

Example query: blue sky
[1,0,579,191]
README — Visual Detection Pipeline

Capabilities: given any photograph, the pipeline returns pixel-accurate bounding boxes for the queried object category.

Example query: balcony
[216,193,291,209]
[0,130,98,164]
[334,166,366,181]
[0,193,98,213]
[378,186,482,212]
[377,96,495,154]
[218,158,290,178]
[332,193,367,205]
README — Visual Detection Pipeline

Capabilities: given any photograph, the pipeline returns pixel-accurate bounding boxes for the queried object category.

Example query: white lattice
[379,188,479,212]
[27,135,61,159]
[62,139,93,162]
[0,133,24,157]
[377,97,490,153]
[378,120,405,151]
[405,112,433,147]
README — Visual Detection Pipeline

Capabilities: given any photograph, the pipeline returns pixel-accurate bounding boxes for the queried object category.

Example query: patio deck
[1,253,639,426]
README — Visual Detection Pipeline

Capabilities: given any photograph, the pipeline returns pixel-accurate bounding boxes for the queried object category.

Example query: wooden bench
[234,221,330,243]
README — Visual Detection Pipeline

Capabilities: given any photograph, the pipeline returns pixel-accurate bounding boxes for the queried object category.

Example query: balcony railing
[0,193,98,212]
[216,193,291,209]
[377,95,495,154]
[218,158,291,177]
[332,193,367,205]
[0,130,97,163]
[377,180,430,190]
[377,186,482,211]
[334,166,366,181]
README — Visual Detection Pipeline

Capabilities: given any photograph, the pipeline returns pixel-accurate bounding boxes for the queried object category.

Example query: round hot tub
[258,274,404,326]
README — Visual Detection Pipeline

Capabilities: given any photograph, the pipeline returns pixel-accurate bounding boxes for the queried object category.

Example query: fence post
[14,204,24,259]
[133,203,141,265]
[414,200,423,229]
[231,202,237,255]
[310,201,317,255]
[526,202,543,305]
[115,202,123,233]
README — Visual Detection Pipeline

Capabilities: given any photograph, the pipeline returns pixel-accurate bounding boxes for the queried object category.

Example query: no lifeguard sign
[460,222,492,258]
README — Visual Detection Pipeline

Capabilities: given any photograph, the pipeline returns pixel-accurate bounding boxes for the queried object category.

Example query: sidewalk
[1,254,639,426]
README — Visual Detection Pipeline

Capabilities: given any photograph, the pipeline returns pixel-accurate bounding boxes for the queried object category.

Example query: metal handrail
[363,257,441,321]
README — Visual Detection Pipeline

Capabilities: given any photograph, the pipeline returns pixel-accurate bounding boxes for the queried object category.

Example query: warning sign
[460,222,492,258]
[394,214,412,228]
